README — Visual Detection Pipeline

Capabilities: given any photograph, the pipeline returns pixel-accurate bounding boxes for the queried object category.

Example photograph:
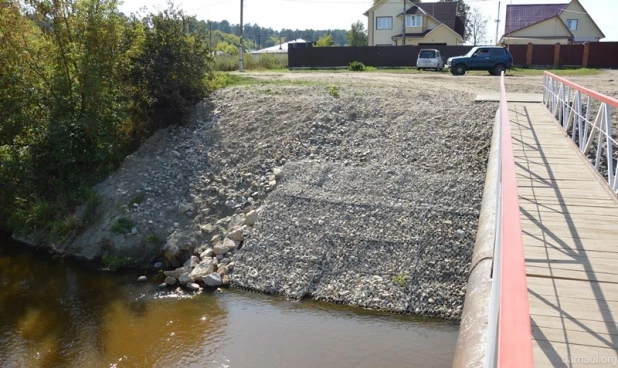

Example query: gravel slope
[62,75,495,320]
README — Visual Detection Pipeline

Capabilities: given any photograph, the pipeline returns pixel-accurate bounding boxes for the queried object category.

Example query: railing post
[526,43,533,67]
[553,42,561,68]
[582,42,590,68]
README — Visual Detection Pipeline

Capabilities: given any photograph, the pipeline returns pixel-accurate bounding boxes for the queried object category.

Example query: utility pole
[239,0,244,72]
[402,0,406,46]
[494,1,501,45]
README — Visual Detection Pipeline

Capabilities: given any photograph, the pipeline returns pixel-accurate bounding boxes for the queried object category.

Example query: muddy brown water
[0,237,458,368]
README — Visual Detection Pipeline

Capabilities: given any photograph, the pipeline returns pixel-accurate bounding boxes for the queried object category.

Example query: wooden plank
[519,217,618,233]
[532,326,618,349]
[527,277,618,303]
[528,290,618,320]
[533,340,618,367]
[519,196,618,211]
[526,265,618,283]
[522,233,618,253]
[521,222,618,240]
[530,313,618,336]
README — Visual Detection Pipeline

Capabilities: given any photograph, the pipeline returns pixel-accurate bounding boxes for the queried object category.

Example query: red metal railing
[486,72,534,368]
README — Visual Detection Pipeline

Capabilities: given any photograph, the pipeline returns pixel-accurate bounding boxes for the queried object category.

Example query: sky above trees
[119,0,618,44]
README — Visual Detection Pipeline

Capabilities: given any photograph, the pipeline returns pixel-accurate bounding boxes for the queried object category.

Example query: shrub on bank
[0,1,212,241]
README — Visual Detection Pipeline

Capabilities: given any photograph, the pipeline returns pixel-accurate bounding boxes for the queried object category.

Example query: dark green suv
[446,46,513,76]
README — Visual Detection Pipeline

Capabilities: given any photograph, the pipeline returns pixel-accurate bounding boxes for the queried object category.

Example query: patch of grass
[213,54,288,72]
[393,274,407,287]
[102,254,133,271]
[509,67,602,77]
[146,233,164,245]
[129,193,145,207]
[328,85,339,97]
[111,217,135,234]
[206,72,258,91]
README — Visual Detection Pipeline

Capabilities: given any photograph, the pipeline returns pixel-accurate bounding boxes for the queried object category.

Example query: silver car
[416,49,444,71]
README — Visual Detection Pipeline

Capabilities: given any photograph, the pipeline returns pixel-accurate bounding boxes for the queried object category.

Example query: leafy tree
[466,6,489,45]
[347,21,368,46]
[316,33,334,47]
[216,41,239,55]
[0,0,212,240]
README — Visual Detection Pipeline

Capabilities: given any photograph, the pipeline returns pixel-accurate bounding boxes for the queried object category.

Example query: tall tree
[315,34,334,47]
[347,21,368,46]
[465,6,488,46]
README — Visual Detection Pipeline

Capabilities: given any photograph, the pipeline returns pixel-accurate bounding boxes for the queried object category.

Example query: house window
[376,16,393,30]
[566,19,578,30]
[406,15,422,27]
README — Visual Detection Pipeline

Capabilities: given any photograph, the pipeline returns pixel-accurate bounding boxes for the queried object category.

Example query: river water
[0,236,459,368]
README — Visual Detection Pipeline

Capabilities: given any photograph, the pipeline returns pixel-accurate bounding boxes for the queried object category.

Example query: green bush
[328,85,339,97]
[348,61,366,71]
[111,218,136,234]
[102,254,133,271]
[0,1,213,242]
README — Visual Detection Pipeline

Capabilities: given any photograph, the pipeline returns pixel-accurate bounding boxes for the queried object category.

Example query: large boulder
[213,243,228,255]
[163,243,180,266]
[189,259,215,282]
[222,237,239,251]
[217,265,229,277]
[178,272,191,285]
[183,256,200,269]
[200,248,214,260]
[164,276,177,285]
[186,283,200,291]
[202,273,223,287]
[245,210,258,226]
[229,214,246,228]
[164,267,188,280]
[227,227,244,241]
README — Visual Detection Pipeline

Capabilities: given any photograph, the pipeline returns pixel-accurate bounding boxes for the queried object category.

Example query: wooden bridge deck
[510,102,618,367]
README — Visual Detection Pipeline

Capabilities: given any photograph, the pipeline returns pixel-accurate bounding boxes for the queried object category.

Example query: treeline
[190,19,349,49]
[0,1,212,239]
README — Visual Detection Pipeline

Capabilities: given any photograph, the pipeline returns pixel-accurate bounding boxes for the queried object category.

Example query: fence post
[526,43,533,67]
[553,42,561,67]
[582,42,590,68]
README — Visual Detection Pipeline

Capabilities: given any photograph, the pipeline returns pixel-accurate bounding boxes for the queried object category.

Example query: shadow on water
[0,235,458,368]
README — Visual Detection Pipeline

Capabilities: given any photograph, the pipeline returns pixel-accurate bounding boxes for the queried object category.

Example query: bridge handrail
[543,71,618,193]
[485,72,534,368]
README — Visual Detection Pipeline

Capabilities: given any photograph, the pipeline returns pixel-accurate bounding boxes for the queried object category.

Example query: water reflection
[0,238,458,368]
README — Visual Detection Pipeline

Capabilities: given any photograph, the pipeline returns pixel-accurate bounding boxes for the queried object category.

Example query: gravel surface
[55,71,618,319]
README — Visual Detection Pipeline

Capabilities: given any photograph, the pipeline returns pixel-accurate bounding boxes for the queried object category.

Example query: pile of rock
[157,209,258,290]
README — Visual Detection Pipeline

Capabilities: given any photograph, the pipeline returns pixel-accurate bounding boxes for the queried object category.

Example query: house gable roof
[505,3,568,34]
[363,0,414,16]
[506,15,573,37]
[560,0,605,38]
[396,2,465,38]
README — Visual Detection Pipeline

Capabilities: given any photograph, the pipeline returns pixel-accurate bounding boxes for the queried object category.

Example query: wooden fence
[288,42,618,69]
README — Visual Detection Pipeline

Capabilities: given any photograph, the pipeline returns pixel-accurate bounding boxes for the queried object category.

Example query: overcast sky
[119,0,618,43]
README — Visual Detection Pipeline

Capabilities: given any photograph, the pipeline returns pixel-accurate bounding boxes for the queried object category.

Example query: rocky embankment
[49,79,493,319]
